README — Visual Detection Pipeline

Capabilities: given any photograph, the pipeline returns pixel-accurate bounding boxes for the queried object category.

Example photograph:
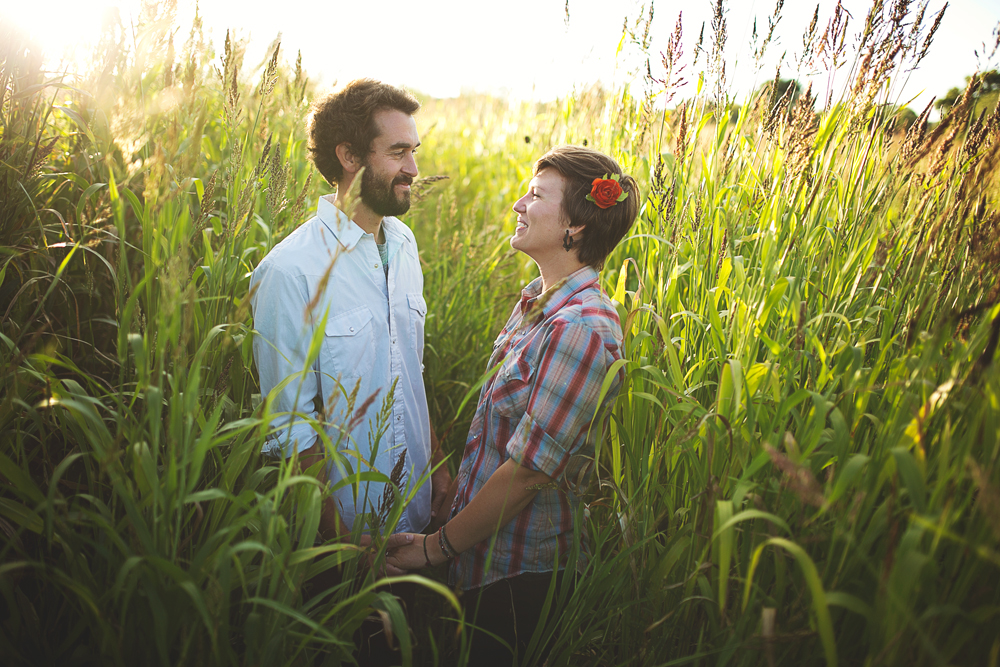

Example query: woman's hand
[386,532,445,571]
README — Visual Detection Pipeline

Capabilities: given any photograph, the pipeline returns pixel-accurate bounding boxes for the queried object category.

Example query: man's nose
[403,152,418,177]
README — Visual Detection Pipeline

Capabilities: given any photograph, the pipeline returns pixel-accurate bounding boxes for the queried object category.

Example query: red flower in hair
[586,173,628,209]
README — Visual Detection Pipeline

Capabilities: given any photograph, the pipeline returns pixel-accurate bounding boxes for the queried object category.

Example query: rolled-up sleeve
[506,322,618,479]
[250,261,321,457]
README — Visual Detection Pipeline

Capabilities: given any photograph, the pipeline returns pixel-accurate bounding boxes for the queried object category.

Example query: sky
[4,0,999,115]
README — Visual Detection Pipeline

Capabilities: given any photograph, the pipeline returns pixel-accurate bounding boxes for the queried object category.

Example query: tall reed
[1,1,999,665]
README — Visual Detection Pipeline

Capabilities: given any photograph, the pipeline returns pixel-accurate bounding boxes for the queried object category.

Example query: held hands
[359,532,416,577]
[385,531,448,571]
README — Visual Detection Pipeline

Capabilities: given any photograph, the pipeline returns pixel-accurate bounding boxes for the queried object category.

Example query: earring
[563,229,574,251]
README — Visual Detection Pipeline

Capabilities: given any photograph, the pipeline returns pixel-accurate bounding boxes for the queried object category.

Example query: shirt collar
[317,194,406,254]
[317,195,364,250]
[518,265,600,319]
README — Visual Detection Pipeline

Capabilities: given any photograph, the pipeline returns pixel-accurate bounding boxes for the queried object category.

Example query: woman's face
[510,168,571,260]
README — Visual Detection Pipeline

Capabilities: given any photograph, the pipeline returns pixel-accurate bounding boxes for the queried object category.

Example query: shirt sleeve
[505,321,620,479]
[249,261,321,457]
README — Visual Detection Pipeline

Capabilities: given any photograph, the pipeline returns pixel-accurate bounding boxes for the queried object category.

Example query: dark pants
[304,564,416,667]
[464,570,570,667]
[355,581,417,667]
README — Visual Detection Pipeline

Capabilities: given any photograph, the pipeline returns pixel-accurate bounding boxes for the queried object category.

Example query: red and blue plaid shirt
[448,265,624,590]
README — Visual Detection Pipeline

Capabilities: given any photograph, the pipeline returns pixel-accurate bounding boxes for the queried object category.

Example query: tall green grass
[2,1,1000,665]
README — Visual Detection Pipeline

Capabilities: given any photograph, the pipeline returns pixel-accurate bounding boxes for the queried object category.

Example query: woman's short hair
[535,146,639,268]
[307,79,420,185]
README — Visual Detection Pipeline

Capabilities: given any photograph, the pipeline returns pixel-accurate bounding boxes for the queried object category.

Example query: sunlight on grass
[1,1,999,665]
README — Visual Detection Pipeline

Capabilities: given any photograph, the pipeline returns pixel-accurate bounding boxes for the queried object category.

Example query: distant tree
[981,70,1000,92]
[935,69,999,114]
[869,104,918,134]
[756,78,802,108]
[935,87,962,114]
[890,105,918,131]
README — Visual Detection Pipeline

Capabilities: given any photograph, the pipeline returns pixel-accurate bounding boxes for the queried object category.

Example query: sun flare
[3,0,121,67]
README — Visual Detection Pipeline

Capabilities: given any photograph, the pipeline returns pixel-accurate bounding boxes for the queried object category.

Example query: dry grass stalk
[960,98,1000,166]
[675,101,689,160]
[914,4,948,67]
[266,141,288,217]
[411,174,449,203]
[259,42,280,99]
[903,1,927,58]
[649,12,688,108]
[289,172,313,224]
[762,67,791,137]
[900,98,934,164]
[817,0,850,72]
[710,0,729,106]
[786,82,819,183]
[752,0,784,65]
[193,170,218,235]
[765,443,825,508]
[693,21,706,69]
[376,450,408,528]
[797,5,820,72]
[908,75,980,170]
[968,459,1000,542]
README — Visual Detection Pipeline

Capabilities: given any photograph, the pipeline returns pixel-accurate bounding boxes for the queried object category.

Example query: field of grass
[2,1,1000,665]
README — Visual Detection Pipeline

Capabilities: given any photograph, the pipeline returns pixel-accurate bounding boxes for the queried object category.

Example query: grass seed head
[765,444,825,508]
[675,101,689,160]
[915,4,948,67]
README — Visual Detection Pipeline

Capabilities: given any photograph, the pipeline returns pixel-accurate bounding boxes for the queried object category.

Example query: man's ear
[335,142,360,175]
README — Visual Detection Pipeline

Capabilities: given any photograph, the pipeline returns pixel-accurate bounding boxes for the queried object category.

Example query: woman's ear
[566,225,585,237]
[336,142,360,175]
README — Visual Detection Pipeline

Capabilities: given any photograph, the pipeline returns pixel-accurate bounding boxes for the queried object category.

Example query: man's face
[359,109,420,217]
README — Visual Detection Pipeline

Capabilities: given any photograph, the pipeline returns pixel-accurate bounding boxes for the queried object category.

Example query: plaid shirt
[448,265,624,590]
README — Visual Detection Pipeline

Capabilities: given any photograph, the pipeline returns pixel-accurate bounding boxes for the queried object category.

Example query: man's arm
[297,438,351,541]
[251,263,337,544]
[251,262,324,458]
[427,427,457,531]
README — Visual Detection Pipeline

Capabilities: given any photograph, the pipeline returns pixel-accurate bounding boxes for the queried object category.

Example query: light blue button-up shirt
[249,194,431,533]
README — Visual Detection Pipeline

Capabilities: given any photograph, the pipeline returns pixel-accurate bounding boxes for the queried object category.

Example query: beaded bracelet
[437,526,456,560]
[441,524,458,559]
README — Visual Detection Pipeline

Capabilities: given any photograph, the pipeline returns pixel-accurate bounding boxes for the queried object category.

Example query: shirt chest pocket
[407,293,427,362]
[322,306,375,383]
[490,355,536,420]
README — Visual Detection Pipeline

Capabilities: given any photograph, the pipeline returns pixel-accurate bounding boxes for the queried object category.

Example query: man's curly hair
[307,79,420,185]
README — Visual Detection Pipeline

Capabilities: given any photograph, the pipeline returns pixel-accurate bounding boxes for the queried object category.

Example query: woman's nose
[512,193,527,213]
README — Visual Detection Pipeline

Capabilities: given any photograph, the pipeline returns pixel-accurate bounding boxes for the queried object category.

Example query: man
[250,79,452,560]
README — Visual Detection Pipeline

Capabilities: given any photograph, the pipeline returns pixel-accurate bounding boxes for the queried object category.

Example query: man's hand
[360,533,415,577]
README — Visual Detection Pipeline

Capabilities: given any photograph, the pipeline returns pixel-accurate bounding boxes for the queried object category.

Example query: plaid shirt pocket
[490,354,535,419]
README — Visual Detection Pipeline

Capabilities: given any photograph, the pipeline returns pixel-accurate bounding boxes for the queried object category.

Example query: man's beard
[360,163,413,217]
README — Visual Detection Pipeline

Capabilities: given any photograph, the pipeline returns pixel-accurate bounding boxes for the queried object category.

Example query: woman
[388,145,638,665]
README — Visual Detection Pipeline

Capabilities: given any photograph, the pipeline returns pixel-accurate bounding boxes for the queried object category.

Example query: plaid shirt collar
[517,265,601,321]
